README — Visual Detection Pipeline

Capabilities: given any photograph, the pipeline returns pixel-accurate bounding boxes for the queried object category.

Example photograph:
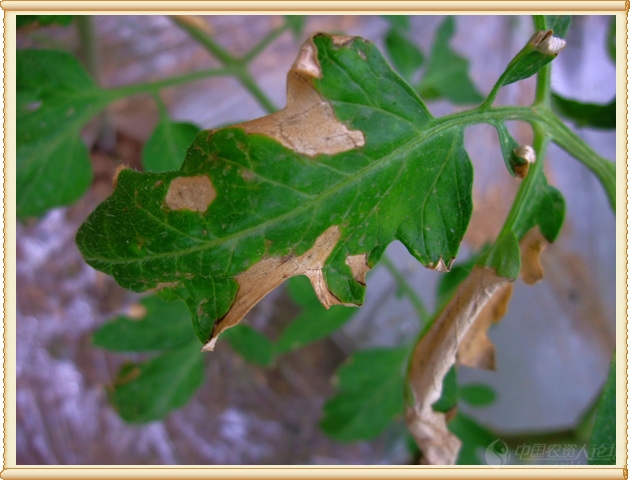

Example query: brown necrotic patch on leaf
[406,266,511,465]
[234,36,365,158]
[165,175,216,212]
[155,281,181,290]
[112,165,130,189]
[202,225,353,352]
[240,168,255,182]
[345,254,370,284]
[429,257,451,273]
[332,35,355,47]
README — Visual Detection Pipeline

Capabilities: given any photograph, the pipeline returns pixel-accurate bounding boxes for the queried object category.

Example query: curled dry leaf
[406,266,511,465]
[519,226,548,285]
[456,282,513,370]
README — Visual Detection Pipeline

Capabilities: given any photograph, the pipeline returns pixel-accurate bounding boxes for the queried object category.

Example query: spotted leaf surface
[77,34,474,349]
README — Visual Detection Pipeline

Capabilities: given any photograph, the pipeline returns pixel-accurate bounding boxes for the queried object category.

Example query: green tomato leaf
[431,365,457,413]
[544,15,571,38]
[320,347,409,441]
[142,117,201,172]
[108,342,204,423]
[384,28,424,81]
[477,231,520,279]
[495,29,566,89]
[535,182,566,243]
[274,305,354,354]
[18,135,94,219]
[76,33,474,349]
[459,383,497,406]
[449,412,499,465]
[286,274,320,308]
[17,49,114,218]
[551,94,616,130]
[381,15,410,32]
[93,295,195,352]
[276,276,355,355]
[511,167,566,243]
[435,255,477,307]
[417,16,484,105]
[588,354,616,465]
[220,324,274,366]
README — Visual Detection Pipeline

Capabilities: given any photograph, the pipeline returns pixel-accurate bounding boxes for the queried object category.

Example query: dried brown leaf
[406,266,511,464]
[520,226,548,285]
[457,282,513,370]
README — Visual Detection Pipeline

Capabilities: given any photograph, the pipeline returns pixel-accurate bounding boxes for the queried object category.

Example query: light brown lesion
[345,253,369,284]
[165,175,216,212]
[234,35,365,158]
[202,226,370,351]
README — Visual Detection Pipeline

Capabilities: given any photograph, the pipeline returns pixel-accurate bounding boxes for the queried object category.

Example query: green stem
[380,255,429,324]
[534,64,552,106]
[545,114,616,211]
[243,24,289,63]
[153,93,169,119]
[532,16,552,106]
[76,15,119,150]
[532,15,548,31]
[428,105,615,212]
[170,15,278,113]
[106,67,235,99]
[478,75,506,111]
[76,15,101,85]
[170,16,234,65]
[478,48,534,111]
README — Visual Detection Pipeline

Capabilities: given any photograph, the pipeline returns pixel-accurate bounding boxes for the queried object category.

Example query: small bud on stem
[512,145,536,179]
[529,30,566,56]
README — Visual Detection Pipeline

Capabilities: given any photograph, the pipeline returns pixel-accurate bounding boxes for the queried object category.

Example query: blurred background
[15,15,617,465]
